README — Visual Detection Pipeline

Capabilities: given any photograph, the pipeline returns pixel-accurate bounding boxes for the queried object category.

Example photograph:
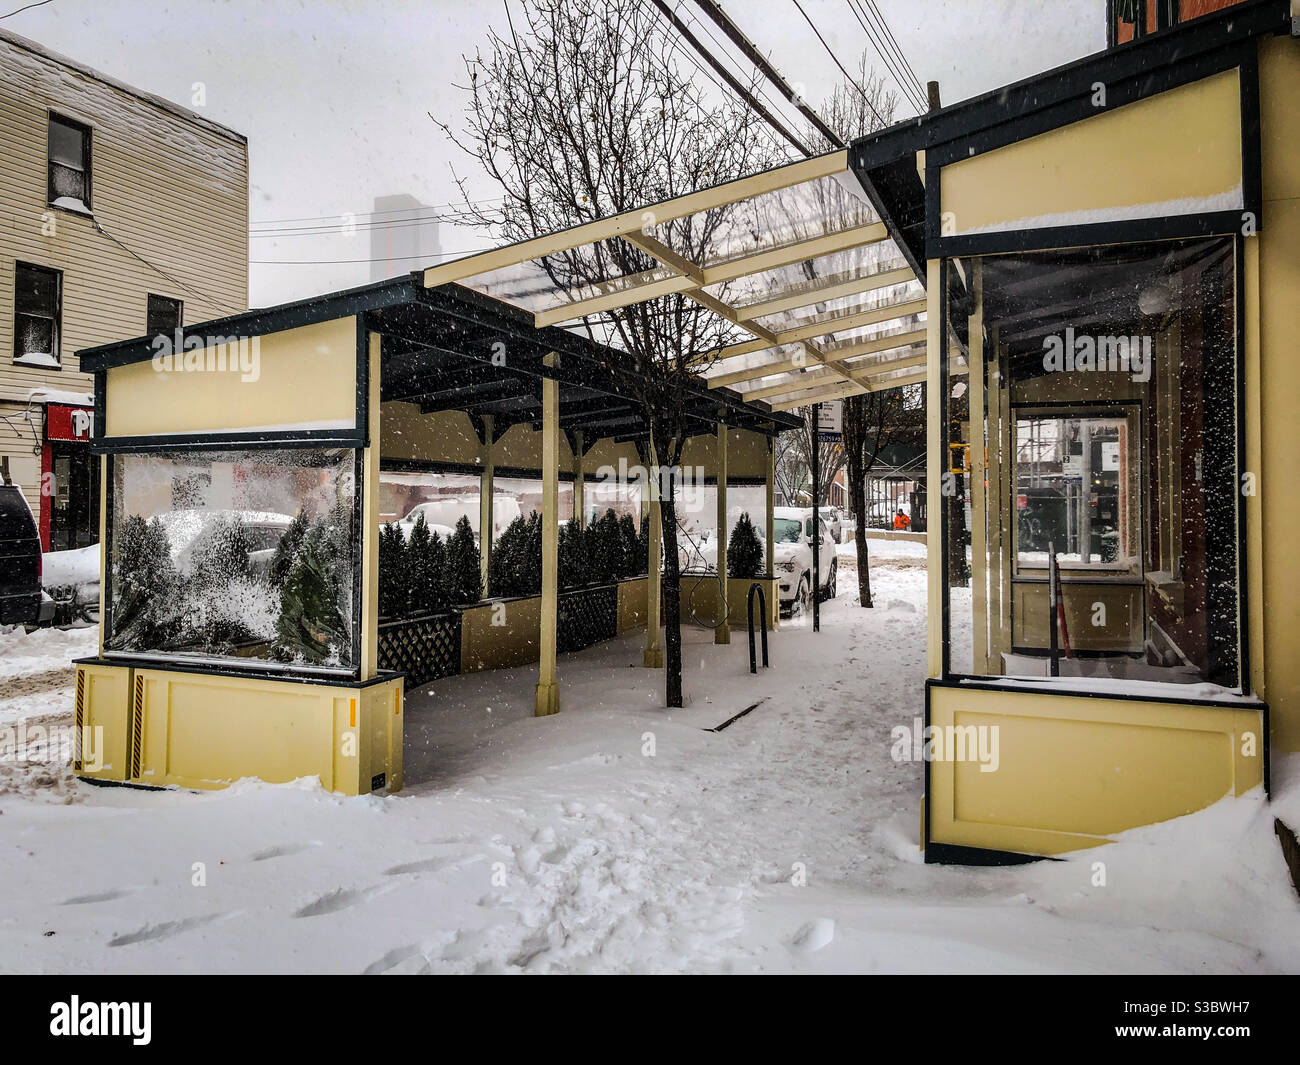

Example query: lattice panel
[378,612,462,689]
[557,584,618,654]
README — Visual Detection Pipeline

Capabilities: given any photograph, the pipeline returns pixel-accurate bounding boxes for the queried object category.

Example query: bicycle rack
[747,582,769,674]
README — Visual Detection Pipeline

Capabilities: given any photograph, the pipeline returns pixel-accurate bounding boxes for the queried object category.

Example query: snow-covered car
[771,506,837,614]
[158,509,296,577]
[396,495,522,544]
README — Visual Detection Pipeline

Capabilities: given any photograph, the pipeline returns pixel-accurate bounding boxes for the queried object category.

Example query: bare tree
[437,0,783,706]
[842,386,925,606]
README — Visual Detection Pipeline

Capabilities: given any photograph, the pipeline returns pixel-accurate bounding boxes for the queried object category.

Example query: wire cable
[790,0,886,127]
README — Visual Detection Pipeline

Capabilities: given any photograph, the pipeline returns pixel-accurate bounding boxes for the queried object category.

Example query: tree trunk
[658,494,683,708]
[848,449,874,608]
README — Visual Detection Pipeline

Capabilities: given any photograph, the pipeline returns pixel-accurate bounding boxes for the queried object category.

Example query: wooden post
[535,358,560,716]
[715,421,730,644]
[573,430,585,527]
[765,433,776,572]
[479,414,494,595]
[644,467,663,668]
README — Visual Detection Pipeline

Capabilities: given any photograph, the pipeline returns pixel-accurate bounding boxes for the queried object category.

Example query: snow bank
[0,624,98,680]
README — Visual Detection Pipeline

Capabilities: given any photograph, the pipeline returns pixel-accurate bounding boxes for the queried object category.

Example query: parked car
[0,484,54,626]
[158,509,297,578]
[771,506,837,614]
[397,495,522,544]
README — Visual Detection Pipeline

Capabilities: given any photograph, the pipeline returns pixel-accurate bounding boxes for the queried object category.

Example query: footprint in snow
[251,840,323,861]
[109,911,236,947]
[383,854,482,877]
[790,918,836,953]
[61,887,136,905]
[293,883,395,918]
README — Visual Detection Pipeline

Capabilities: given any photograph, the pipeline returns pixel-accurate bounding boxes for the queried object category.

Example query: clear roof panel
[748,278,923,335]
[702,240,906,311]
[650,169,879,271]
[458,241,676,317]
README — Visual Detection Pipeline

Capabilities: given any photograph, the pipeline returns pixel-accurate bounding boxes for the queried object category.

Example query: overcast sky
[4,0,1104,306]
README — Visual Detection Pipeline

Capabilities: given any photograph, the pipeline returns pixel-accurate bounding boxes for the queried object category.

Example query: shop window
[146,294,183,336]
[13,262,62,368]
[48,114,92,213]
[945,237,1241,690]
[105,448,359,674]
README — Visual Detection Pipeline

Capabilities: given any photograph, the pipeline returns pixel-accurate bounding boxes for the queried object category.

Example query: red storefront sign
[46,403,94,442]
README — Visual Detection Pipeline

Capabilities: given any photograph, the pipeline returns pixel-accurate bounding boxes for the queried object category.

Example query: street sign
[815,400,842,442]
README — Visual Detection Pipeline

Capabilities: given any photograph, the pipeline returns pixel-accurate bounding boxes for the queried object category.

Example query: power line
[844,0,925,114]
[790,0,886,128]
[863,0,925,102]
[250,197,504,229]
[252,246,494,266]
[252,213,489,239]
[689,0,845,148]
[0,0,54,20]
[670,0,817,145]
[851,0,926,113]
[649,0,814,157]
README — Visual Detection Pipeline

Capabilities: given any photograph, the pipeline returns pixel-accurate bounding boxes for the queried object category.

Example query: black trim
[92,429,364,454]
[79,275,418,372]
[928,674,1266,712]
[350,448,364,676]
[925,41,1253,171]
[932,211,1245,260]
[74,656,402,689]
[925,842,1050,867]
[356,315,371,448]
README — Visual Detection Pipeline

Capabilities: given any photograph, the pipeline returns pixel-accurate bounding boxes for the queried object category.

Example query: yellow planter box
[73,659,403,796]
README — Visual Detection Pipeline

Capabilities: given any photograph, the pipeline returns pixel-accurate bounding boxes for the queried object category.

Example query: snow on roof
[0,26,246,144]
[26,387,94,407]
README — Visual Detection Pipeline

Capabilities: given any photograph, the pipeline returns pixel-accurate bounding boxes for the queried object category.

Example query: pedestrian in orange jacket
[893,508,911,531]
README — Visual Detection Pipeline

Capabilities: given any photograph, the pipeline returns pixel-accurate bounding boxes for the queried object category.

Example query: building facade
[0,27,248,551]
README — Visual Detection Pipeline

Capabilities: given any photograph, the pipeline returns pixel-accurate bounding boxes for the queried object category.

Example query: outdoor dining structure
[72,0,1296,863]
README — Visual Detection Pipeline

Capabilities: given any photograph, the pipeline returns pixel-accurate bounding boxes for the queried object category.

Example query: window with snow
[105,448,360,675]
[13,261,62,368]
[47,114,92,214]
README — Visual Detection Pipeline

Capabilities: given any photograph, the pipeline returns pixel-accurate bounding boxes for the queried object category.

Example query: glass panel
[748,278,923,335]
[459,252,675,317]
[945,237,1241,690]
[653,169,877,270]
[15,263,58,315]
[15,314,55,360]
[106,448,357,673]
[48,117,86,169]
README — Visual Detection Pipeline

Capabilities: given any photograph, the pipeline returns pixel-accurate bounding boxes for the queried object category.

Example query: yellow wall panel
[105,317,357,438]
[928,685,1264,856]
[941,70,1243,235]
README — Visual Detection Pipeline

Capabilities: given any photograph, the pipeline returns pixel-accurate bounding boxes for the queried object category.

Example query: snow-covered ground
[0,558,1297,974]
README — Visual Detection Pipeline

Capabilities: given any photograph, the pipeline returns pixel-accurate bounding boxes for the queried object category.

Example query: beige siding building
[0,27,247,550]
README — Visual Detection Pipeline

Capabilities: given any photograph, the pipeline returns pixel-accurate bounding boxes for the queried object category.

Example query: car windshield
[773,518,802,543]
